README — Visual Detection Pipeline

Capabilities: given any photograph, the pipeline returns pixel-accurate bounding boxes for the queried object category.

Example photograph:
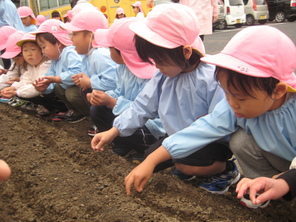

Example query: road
[204,21,296,55]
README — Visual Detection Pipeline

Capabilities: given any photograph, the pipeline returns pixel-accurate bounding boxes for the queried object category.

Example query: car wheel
[218,20,227,30]
[246,14,255,26]
[275,11,286,22]
[287,17,296,22]
[235,23,242,28]
[258,19,267,24]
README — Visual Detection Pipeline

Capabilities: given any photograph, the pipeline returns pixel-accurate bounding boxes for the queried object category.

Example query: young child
[51,11,62,21]
[123,26,296,196]
[0,30,27,106]
[32,19,82,120]
[131,1,145,19]
[115,8,126,19]
[36,15,46,27]
[60,10,117,134]
[17,6,37,33]
[1,33,52,112]
[90,17,165,156]
[91,4,229,180]
[63,10,73,23]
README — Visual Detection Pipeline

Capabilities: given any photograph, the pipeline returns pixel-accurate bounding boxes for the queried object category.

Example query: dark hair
[215,67,279,98]
[134,35,201,70]
[36,33,59,45]
[51,11,61,18]
[115,13,126,19]
[70,0,79,9]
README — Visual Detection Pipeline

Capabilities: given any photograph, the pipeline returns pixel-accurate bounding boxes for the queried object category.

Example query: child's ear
[273,82,288,100]
[183,45,192,60]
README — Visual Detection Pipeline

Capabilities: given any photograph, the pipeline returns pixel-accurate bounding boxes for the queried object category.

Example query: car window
[229,0,244,6]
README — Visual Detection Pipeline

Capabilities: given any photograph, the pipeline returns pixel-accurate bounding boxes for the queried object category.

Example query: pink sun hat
[60,10,107,32]
[63,10,73,20]
[201,26,296,92]
[129,4,205,57]
[0,26,17,51]
[95,17,157,79]
[0,31,25,59]
[30,19,72,46]
[132,1,143,11]
[93,29,109,48]
[116,7,125,14]
[16,33,36,47]
[36,15,46,26]
[17,6,37,25]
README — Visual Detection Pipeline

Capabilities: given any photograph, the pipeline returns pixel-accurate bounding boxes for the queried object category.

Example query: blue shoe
[199,160,241,194]
[173,169,196,181]
[0,97,9,103]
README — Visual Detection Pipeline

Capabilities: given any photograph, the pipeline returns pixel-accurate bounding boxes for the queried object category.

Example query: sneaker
[20,101,38,111]
[10,97,27,107]
[173,169,196,181]
[199,160,241,194]
[65,115,86,124]
[131,153,145,165]
[7,96,17,105]
[111,144,136,157]
[36,107,58,117]
[0,97,9,103]
[88,124,99,136]
[240,193,270,209]
[51,110,70,119]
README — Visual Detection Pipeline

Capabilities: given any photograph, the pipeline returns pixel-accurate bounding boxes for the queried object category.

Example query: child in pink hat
[131,1,144,19]
[0,31,26,103]
[36,15,46,27]
[124,24,296,204]
[91,4,228,181]
[17,6,37,33]
[115,7,126,19]
[31,19,82,120]
[0,26,17,72]
[60,9,117,135]
[90,17,164,155]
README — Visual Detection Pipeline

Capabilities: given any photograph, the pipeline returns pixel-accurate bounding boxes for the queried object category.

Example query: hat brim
[0,50,21,59]
[60,23,84,32]
[201,53,296,92]
[16,39,36,47]
[30,30,72,46]
[93,29,111,48]
[121,51,156,79]
[0,43,6,51]
[129,20,205,57]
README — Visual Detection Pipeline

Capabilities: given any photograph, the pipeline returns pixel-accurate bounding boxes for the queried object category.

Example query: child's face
[110,47,125,64]
[218,69,278,119]
[37,36,60,60]
[117,13,125,19]
[132,6,140,14]
[154,60,182,77]
[21,16,32,26]
[22,42,43,66]
[12,54,25,66]
[70,31,92,55]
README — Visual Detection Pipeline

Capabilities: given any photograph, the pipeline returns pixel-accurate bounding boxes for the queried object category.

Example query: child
[0,0,24,31]
[60,10,117,134]
[36,15,46,27]
[124,25,296,195]
[63,10,73,23]
[32,19,82,120]
[91,4,229,180]
[131,1,145,19]
[115,8,126,19]
[17,6,37,33]
[0,30,27,106]
[90,17,165,156]
[51,11,62,21]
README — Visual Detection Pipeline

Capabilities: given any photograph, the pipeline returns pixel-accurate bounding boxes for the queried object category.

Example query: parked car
[215,0,246,29]
[266,0,296,22]
[244,0,269,25]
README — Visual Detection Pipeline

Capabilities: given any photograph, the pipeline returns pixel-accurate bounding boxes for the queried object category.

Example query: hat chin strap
[56,43,62,59]
[87,33,93,55]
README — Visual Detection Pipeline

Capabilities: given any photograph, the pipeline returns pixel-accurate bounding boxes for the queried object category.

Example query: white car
[244,0,269,25]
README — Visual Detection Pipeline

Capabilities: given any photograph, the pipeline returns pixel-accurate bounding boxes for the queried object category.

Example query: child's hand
[1,87,16,98]
[0,68,8,75]
[91,127,119,152]
[72,73,83,87]
[125,160,154,195]
[33,77,51,92]
[5,77,20,85]
[236,177,290,205]
[79,74,91,91]
[89,90,115,107]
[0,160,11,181]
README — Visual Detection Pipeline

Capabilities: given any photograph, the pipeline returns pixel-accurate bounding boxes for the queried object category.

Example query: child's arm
[91,127,120,151]
[125,145,171,195]
[0,68,8,75]
[89,90,116,108]
[0,86,17,98]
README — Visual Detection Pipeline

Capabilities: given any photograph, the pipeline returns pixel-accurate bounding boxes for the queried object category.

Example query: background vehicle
[266,0,296,22]
[243,0,269,25]
[19,0,152,25]
[216,0,246,29]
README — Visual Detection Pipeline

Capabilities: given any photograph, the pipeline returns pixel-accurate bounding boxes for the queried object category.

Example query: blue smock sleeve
[163,99,238,159]
[90,48,117,91]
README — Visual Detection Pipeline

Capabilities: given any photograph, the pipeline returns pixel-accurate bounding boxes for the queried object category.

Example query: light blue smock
[24,24,37,33]
[113,62,224,138]
[43,46,82,94]
[82,47,117,91]
[0,0,24,31]
[163,94,296,162]
[106,64,165,139]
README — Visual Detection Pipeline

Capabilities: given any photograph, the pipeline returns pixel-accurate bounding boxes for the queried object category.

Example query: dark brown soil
[0,103,295,222]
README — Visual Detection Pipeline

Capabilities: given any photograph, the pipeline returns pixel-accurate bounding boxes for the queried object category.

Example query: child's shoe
[36,106,58,117]
[7,97,17,105]
[173,169,196,181]
[20,101,38,111]
[199,159,241,194]
[0,97,9,103]
[240,193,270,208]
[88,124,99,136]
[10,97,27,107]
